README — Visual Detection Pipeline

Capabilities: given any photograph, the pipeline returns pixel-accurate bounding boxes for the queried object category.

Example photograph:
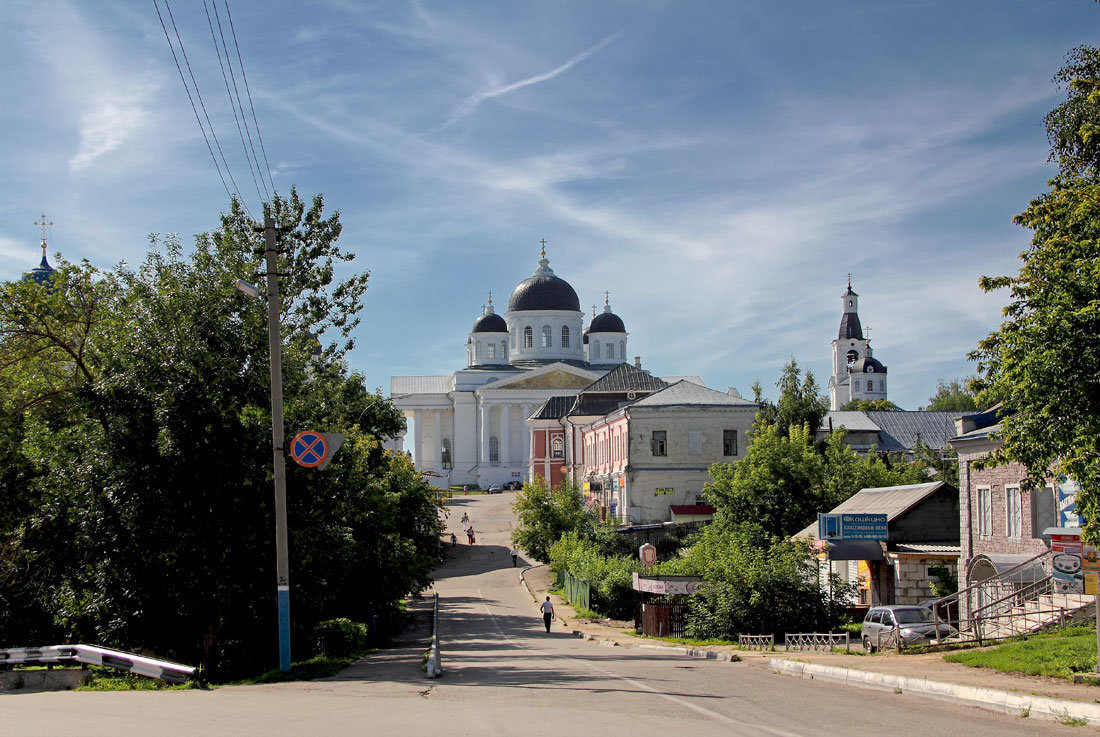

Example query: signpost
[639,543,657,568]
[818,512,888,541]
[289,431,345,471]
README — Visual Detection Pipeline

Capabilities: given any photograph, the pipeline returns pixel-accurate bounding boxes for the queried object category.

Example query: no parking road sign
[290,431,344,470]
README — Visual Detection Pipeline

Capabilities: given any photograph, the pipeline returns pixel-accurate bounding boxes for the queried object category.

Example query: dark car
[861,605,957,652]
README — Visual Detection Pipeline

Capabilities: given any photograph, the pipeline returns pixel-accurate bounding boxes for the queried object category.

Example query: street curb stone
[770,658,1100,727]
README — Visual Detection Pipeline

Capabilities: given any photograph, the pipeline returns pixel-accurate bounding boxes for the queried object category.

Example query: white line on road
[476,588,806,737]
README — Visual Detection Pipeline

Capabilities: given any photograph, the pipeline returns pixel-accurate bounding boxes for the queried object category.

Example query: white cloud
[69,92,153,172]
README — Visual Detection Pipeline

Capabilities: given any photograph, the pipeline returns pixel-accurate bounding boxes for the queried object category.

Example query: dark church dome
[472,311,507,333]
[508,254,580,312]
[590,311,625,333]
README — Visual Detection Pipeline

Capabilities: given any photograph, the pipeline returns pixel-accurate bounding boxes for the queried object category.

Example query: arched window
[620,340,625,359]
[552,436,564,459]
[501,340,508,360]
[489,436,499,463]
[606,341,615,359]
[561,325,570,347]
[487,343,496,360]
[523,326,533,348]
[441,438,452,468]
[592,341,601,360]
[542,325,552,348]
[846,349,858,366]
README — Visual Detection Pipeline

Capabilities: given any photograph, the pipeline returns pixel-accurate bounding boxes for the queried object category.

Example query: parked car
[861,605,957,652]
[486,484,504,494]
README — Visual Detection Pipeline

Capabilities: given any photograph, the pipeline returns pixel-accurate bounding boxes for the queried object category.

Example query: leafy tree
[750,357,828,436]
[839,398,902,411]
[923,378,978,412]
[970,46,1100,541]
[510,477,593,562]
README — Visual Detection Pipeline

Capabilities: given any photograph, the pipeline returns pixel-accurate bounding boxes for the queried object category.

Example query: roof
[582,363,668,393]
[471,311,507,333]
[823,411,881,433]
[952,421,1002,442]
[670,504,716,515]
[569,394,631,417]
[660,376,705,386]
[892,543,961,555]
[528,396,576,421]
[851,356,886,374]
[629,380,759,408]
[866,411,957,452]
[838,311,863,340]
[391,376,451,395]
[589,311,626,333]
[796,481,951,539]
[508,256,580,312]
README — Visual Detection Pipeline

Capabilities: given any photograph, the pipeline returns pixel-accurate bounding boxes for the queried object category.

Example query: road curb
[769,658,1100,727]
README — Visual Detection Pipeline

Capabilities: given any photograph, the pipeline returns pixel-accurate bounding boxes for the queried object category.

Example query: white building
[828,279,889,410]
[389,248,633,488]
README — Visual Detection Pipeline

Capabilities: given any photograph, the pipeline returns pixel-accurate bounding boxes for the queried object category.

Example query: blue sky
[1,1,1096,409]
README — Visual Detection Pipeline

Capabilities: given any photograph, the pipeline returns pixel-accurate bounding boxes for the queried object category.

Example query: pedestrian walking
[463,485,468,496]
[540,596,554,633]
[461,512,469,525]
[467,527,475,545]
[509,546,518,567]
[450,532,457,547]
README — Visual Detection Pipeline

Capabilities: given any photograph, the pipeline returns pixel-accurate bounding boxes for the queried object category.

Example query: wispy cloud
[438,31,623,131]
[69,91,154,172]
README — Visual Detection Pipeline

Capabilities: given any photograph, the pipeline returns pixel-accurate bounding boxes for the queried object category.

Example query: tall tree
[923,378,978,412]
[750,357,829,436]
[971,46,1100,541]
[839,398,902,412]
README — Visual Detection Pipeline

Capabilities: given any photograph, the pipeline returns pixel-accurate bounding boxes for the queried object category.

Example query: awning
[822,539,885,561]
[967,553,1047,584]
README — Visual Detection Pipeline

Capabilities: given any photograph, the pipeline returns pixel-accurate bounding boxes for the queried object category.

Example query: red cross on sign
[290,431,328,468]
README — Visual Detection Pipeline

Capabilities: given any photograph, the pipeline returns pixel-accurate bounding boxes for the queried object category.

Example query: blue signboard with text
[818,512,888,541]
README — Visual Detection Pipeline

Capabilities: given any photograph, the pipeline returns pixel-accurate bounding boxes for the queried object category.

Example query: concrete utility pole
[258,214,291,673]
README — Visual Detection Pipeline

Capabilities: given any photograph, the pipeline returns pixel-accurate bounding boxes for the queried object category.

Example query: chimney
[634,356,641,369]
[727,387,742,398]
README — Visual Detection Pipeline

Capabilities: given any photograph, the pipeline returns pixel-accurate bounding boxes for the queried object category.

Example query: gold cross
[34,212,53,248]
[865,325,872,340]
[539,239,547,258]
[488,289,493,306]
[604,290,610,305]
[592,304,597,318]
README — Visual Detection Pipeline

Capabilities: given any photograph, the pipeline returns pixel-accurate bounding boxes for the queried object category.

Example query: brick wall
[963,459,1048,560]
[890,554,957,605]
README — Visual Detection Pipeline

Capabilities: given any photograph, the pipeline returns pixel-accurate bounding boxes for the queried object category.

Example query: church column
[501,404,511,467]
[413,410,423,469]
[433,410,442,470]
[480,403,490,466]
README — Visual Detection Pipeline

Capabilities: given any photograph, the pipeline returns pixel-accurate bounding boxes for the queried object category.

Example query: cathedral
[828,278,888,410]
[389,246,636,488]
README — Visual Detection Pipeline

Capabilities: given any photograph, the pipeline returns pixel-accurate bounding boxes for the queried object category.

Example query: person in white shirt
[509,546,518,567]
[540,596,554,632]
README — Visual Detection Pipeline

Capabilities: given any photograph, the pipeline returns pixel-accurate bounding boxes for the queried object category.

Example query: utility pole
[258,214,291,673]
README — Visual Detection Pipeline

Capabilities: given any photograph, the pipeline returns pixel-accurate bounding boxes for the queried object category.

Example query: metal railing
[0,645,196,683]
[737,634,774,650]
[784,632,850,652]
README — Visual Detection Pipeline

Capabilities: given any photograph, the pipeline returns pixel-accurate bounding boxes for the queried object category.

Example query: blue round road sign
[290,431,328,468]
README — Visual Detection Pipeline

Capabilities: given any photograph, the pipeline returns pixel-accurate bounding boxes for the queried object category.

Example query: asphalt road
[2,493,1079,736]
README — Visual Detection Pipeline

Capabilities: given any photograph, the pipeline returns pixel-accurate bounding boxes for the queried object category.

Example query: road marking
[476,589,806,737]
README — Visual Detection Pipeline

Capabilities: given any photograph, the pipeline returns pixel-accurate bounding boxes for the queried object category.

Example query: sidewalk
[520,564,1100,726]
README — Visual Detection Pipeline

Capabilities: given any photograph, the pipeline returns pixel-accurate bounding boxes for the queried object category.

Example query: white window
[687,430,702,455]
[542,325,552,348]
[977,486,992,536]
[552,436,563,459]
[1005,485,1022,538]
[592,341,601,360]
[523,326,533,348]
[487,343,496,359]
[489,436,499,463]
[606,341,615,359]
[561,326,570,347]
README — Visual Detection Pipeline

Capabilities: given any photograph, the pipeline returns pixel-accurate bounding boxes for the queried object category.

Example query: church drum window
[487,343,496,360]
[592,341,601,360]
[606,342,615,359]
[542,325,552,348]
[523,326,533,349]
[489,436,500,464]
[561,325,570,347]
[651,430,667,457]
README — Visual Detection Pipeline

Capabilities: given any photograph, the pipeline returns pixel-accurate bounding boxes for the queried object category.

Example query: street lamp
[236,216,292,673]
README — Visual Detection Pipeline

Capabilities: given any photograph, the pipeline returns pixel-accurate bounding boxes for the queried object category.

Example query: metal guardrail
[784,632,850,652]
[425,592,442,678]
[0,645,196,683]
[737,634,774,650]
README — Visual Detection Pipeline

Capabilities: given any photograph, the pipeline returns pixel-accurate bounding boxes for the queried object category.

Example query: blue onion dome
[23,242,55,287]
[472,297,508,333]
[508,249,580,312]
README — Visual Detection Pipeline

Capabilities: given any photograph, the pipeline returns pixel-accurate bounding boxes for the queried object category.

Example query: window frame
[561,325,570,348]
[541,325,552,348]
[977,486,992,536]
[687,430,702,455]
[1005,485,1022,538]
[489,436,500,464]
[722,430,738,457]
[523,326,533,349]
[651,430,667,457]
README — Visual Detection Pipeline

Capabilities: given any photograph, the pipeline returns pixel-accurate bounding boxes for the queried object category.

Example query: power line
[158,0,251,219]
[224,0,277,198]
[153,0,236,209]
[203,0,267,204]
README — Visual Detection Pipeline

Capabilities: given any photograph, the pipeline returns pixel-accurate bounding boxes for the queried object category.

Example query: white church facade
[828,279,889,410]
[389,248,634,488]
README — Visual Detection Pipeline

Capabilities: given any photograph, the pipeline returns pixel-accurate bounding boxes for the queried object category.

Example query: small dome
[590,311,625,333]
[472,311,507,333]
[23,249,55,287]
[852,356,887,374]
[508,255,580,312]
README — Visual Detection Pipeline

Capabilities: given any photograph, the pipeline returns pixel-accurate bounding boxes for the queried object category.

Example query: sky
[1,1,1096,410]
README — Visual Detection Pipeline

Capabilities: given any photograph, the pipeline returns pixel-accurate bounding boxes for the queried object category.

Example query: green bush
[314,618,369,657]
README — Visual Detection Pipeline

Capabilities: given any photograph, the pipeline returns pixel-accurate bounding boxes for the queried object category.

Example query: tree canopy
[510,476,593,562]
[970,46,1100,541]
[839,398,902,412]
[923,378,979,412]
[751,357,828,436]
[0,190,442,676]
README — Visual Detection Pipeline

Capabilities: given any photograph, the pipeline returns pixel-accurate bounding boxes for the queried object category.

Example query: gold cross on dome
[591,304,597,318]
[539,239,547,258]
[488,289,493,306]
[865,325,872,340]
[604,290,610,305]
[34,212,53,246]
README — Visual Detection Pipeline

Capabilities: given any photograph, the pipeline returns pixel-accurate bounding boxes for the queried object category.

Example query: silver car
[861,605,957,652]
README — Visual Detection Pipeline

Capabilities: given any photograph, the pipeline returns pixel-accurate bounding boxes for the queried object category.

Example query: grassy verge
[639,634,736,648]
[943,626,1097,681]
[77,669,197,691]
[232,651,376,685]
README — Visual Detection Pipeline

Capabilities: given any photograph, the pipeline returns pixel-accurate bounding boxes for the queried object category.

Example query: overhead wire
[224,0,277,198]
[203,0,268,205]
[159,0,252,220]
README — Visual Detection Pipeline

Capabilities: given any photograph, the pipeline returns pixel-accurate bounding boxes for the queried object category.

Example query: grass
[943,626,1097,681]
[639,634,736,648]
[233,651,375,685]
[77,668,197,691]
